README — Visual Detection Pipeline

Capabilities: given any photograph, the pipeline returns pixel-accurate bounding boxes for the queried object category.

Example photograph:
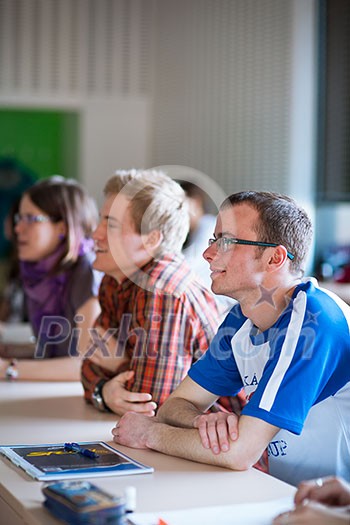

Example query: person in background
[0,156,36,261]
[81,169,221,416]
[0,176,101,381]
[274,476,350,524]
[0,157,37,318]
[179,181,217,286]
[0,199,28,323]
[179,181,234,317]
[112,191,350,487]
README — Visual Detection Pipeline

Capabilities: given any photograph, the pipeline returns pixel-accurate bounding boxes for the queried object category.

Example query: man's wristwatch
[91,380,111,412]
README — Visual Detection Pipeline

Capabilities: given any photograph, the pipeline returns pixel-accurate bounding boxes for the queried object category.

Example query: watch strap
[92,379,111,412]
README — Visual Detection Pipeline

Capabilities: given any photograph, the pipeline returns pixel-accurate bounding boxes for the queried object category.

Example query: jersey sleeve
[188,311,244,396]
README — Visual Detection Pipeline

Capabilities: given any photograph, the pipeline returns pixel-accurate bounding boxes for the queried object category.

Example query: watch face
[92,389,104,411]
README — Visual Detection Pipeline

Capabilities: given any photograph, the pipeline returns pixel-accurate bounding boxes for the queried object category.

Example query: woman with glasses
[0,176,101,381]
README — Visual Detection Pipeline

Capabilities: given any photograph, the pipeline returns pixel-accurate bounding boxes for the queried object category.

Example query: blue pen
[64,442,99,459]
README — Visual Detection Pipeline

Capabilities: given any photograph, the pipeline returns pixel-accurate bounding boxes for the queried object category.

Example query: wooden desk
[0,382,295,524]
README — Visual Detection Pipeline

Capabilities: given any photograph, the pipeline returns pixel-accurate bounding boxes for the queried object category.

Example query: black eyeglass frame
[208,237,295,261]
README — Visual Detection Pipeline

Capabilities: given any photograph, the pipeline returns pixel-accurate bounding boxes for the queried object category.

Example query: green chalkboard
[0,108,79,180]
[0,108,79,258]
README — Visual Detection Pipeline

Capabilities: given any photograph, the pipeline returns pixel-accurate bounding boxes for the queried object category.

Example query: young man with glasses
[112,191,350,487]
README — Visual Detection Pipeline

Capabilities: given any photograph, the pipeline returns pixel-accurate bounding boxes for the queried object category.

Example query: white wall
[288,0,317,205]
[0,0,320,264]
[151,0,317,271]
[0,0,156,204]
[153,0,317,203]
[288,0,317,272]
[82,98,153,205]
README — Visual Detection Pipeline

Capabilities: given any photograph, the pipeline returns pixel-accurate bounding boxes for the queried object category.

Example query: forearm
[114,382,278,469]
[2,356,81,381]
[145,421,251,471]
[156,376,219,425]
[76,297,101,356]
[157,397,202,428]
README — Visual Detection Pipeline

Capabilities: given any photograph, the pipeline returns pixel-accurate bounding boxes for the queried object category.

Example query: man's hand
[111,412,157,449]
[102,370,157,416]
[193,412,239,454]
[273,500,349,525]
[295,477,350,507]
[274,477,350,525]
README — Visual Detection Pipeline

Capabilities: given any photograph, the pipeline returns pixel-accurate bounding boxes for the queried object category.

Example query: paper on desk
[129,497,293,525]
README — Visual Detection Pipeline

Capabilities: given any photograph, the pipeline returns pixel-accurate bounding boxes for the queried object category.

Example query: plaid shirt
[81,254,220,406]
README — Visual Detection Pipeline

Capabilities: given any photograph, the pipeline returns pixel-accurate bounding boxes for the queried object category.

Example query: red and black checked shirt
[81,254,220,406]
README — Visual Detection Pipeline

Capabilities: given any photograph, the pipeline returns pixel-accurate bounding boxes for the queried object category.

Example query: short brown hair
[104,169,189,255]
[221,191,313,275]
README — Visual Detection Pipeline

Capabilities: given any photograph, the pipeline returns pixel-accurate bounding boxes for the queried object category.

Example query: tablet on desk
[0,441,154,481]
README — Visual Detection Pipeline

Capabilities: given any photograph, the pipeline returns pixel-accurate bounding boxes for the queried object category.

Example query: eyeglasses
[14,213,52,225]
[208,237,295,260]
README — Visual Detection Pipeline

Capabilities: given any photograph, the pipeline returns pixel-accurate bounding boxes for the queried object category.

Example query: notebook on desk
[0,441,154,481]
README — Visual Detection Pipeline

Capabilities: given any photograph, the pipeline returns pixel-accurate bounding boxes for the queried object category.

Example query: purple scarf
[20,243,69,336]
[19,238,94,336]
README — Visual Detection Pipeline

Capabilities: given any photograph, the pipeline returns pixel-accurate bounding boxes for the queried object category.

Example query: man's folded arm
[148,376,279,470]
[146,413,278,471]
[157,376,219,427]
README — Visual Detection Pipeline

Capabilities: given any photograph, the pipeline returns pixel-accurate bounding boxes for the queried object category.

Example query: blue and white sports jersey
[188,278,350,486]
